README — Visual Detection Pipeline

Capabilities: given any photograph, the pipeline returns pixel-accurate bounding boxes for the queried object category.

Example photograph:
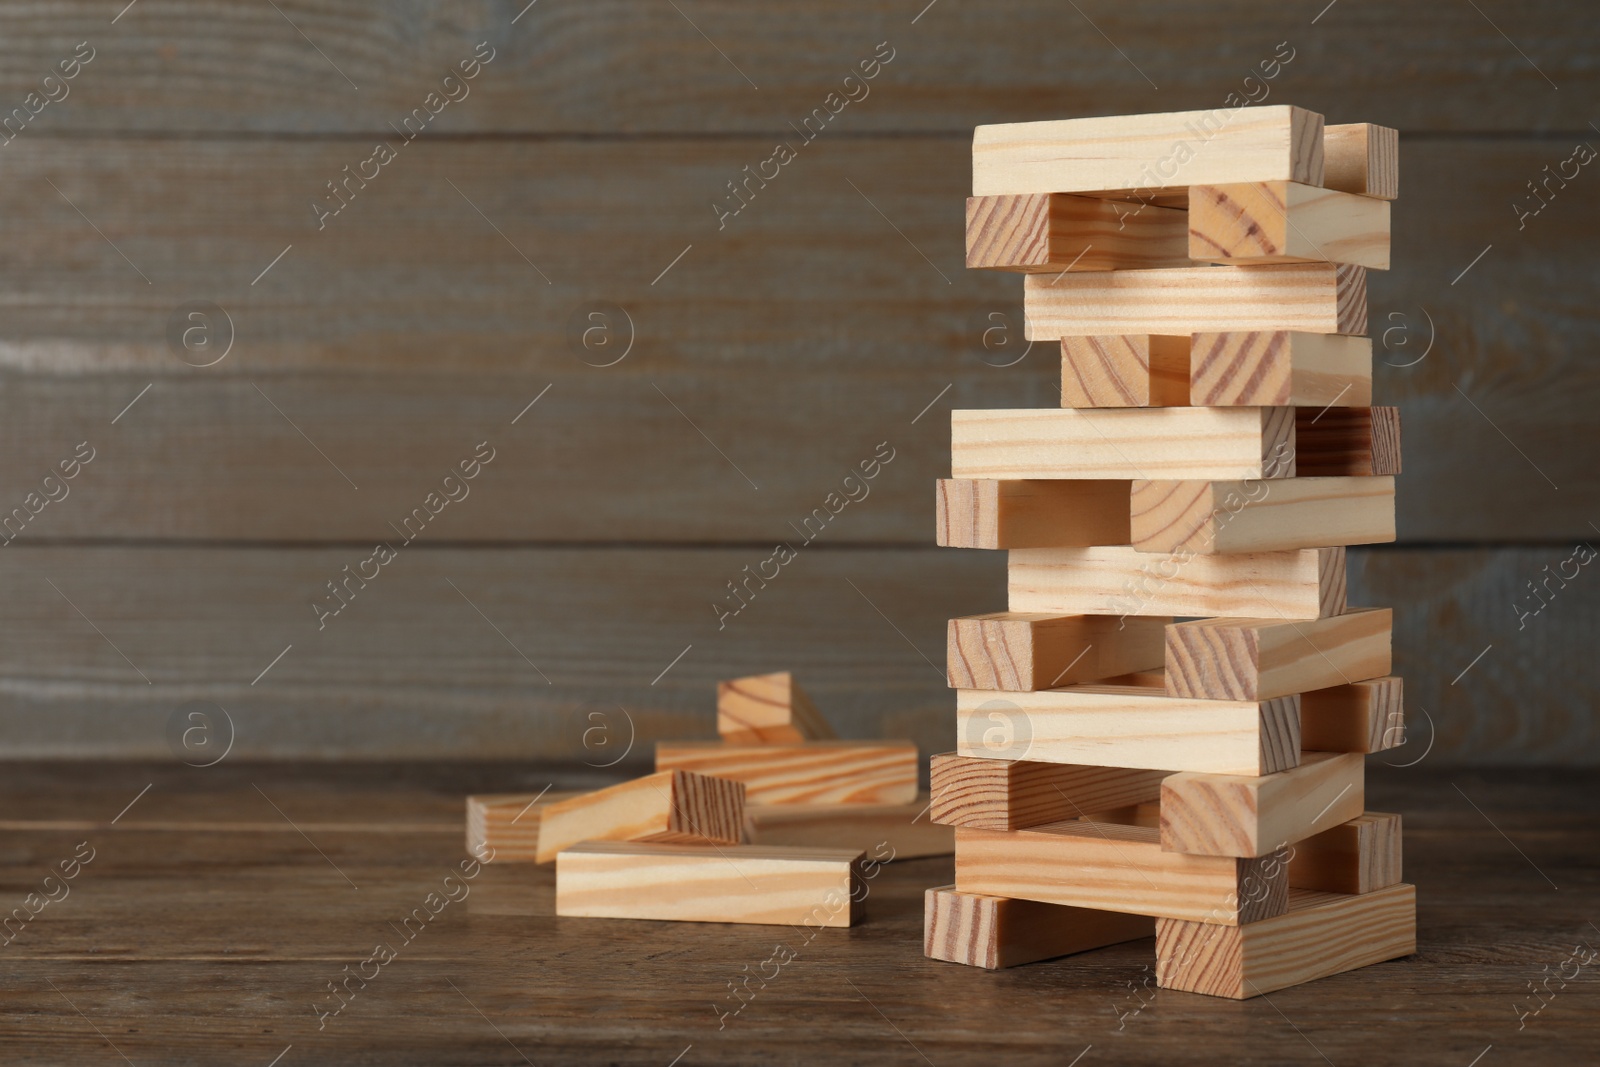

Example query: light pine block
[555,842,864,927]
[1130,476,1395,554]
[1061,335,1191,407]
[1164,608,1393,701]
[465,791,584,864]
[654,741,918,805]
[742,794,952,859]
[929,752,1168,830]
[947,612,1169,691]
[1323,123,1399,200]
[1190,181,1390,269]
[1155,883,1416,998]
[1159,752,1366,858]
[1300,677,1406,753]
[1295,406,1402,476]
[935,478,1131,549]
[924,886,1153,969]
[716,671,835,744]
[1190,332,1372,408]
[965,193,1190,273]
[1290,811,1403,894]
[535,770,745,864]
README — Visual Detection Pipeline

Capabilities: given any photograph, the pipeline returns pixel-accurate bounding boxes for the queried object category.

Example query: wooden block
[1323,123,1399,200]
[955,687,1300,776]
[716,671,835,744]
[742,794,952,859]
[1290,812,1403,894]
[935,478,1131,549]
[654,741,918,805]
[1155,883,1416,998]
[1165,608,1393,701]
[465,791,584,863]
[952,406,1296,481]
[965,193,1190,273]
[1061,335,1190,408]
[1190,332,1372,408]
[1300,677,1406,753]
[556,841,864,927]
[535,770,744,864]
[1079,801,1163,828]
[924,886,1154,969]
[1160,752,1366,858]
[954,820,1289,925]
[1295,406,1401,476]
[972,105,1324,199]
[1102,668,1168,688]
[929,752,1168,830]
[1023,263,1366,339]
[1190,181,1390,269]
[1008,545,1346,620]
[947,612,1168,691]
[1131,476,1394,554]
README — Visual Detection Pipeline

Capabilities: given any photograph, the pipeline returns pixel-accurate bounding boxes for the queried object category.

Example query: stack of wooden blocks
[923,105,1416,998]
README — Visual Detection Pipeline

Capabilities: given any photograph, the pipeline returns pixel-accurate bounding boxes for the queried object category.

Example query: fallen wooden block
[935,478,1131,549]
[465,790,583,863]
[947,612,1168,691]
[1061,335,1190,408]
[556,842,864,927]
[1165,608,1393,701]
[742,794,952,859]
[1190,181,1390,269]
[1023,263,1366,339]
[1155,883,1416,998]
[1295,406,1401,476]
[655,741,918,805]
[535,770,745,864]
[929,752,1168,830]
[716,671,835,744]
[1160,752,1366,858]
[924,885,1154,969]
[1130,476,1395,554]
[1323,123,1399,200]
[1189,331,1371,408]
[1008,545,1346,620]
[965,193,1189,272]
[1300,676,1406,753]
[1289,811,1402,894]
[955,687,1300,776]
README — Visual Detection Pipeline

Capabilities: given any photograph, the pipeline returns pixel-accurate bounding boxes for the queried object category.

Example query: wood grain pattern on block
[935,478,1131,549]
[924,885,1154,969]
[1295,406,1401,476]
[1165,608,1393,701]
[1189,181,1390,269]
[947,612,1168,691]
[954,820,1289,925]
[742,794,952,859]
[972,105,1324,199]
[952,406,1296,481]
[965,193,1190,272]
[1190,332,1372,408]
[535,770,745,864]
[1300,677,1406,753]
[1061,335,1191,408]
[555,841,864,927]
[1008,545,1346,620]
[1155,883,1416,998]
[1130,476,1395,554]
[1160,752,1366,858]
[955,687,1300,776]
[1323,123,1400,200]
[929,752,1168,830]
[1023,263,1366,339]
[654,741,918,805]
[465,791,583,864]
[1290,812,1402,894]
[716,671,835,744]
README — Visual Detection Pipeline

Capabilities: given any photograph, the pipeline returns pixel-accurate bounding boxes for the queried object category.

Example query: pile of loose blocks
[923,105,1416,998]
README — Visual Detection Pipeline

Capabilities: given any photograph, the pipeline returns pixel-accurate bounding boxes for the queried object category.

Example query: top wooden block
[717,671,835,744]
[1323,123,1399,200]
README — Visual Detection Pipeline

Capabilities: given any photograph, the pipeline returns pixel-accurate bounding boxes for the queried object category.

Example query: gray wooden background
[0,1,1592,766]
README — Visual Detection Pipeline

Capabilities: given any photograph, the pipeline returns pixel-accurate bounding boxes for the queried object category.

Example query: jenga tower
[924,106,1416,998]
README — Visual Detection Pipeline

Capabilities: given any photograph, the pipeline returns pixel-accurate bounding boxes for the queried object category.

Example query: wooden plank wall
[0,1,1592,763]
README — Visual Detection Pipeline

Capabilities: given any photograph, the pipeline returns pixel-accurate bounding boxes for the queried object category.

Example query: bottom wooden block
[924,885,1153,969]
[1155,883,1416,998]
[744,794,953,858]
[465,791,583,863]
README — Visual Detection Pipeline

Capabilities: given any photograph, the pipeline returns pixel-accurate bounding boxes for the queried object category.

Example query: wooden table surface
[0,761,1594,1066]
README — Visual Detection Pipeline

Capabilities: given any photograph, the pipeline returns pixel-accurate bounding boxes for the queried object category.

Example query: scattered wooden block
[924,886,1154,969]
[1164,608,1393,701]
[1159,752,1366,858]
[716,671,835,744]
[1023,263,1366,339]
[935,478,1131,549]
[1155,883,1416,998]
[1290,811,1403,894]
[955,687,1300,776]
[1061,335,1191,407]
[965,193,1190,272]
[465,791,583,863]
[742,794,952,859]
[535,770,745,864]
[1008,545,1346,620]
[1295,406,1401,476]
[952,406,1295,481]
[655,741,918,805]
[1300,676,1406,753]
[1323,123,1399,200]
[929,752,1168,830]
[556,842,864,927]
[947,612,1168,691]
[1130,476,1395,554]
[1189,331,1371,408]
[1190,181,1390,269]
